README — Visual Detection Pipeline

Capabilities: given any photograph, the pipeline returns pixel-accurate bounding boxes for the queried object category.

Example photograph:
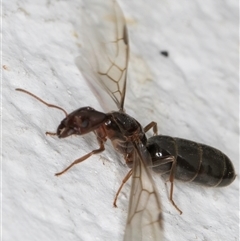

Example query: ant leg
[144,121,158,135]
[113,169,133,207]
[153,155,182,214]
[166,156,182,215]
[151,155,174,168]
[55,140,105,176]
[46,132,57,136]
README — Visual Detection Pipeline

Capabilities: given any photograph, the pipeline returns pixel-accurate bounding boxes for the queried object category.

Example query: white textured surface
[3,0,239,241]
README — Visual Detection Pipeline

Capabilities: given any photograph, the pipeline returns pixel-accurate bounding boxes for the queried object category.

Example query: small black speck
[160,51,169,57]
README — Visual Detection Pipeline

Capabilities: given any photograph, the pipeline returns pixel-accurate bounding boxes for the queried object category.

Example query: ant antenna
[16,88,68,117]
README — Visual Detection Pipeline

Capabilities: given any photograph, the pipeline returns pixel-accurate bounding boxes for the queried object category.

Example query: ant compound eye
[81,119,89,128]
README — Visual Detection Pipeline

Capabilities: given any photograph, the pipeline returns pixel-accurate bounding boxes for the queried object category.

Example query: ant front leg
[46,131,57,136]
[144,121,158,136]
[55,138,105,176]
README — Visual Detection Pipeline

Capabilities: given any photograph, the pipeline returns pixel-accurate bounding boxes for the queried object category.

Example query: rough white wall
[3,0,239,241]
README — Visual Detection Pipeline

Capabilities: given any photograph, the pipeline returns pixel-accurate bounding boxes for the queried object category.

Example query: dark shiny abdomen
[146,135,235,187]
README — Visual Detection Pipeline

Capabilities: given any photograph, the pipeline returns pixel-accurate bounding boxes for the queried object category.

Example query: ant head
[57,107,107,138]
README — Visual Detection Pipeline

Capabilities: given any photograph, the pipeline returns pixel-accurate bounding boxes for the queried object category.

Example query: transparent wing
[76,0,129,112]
[124,142,163,241]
